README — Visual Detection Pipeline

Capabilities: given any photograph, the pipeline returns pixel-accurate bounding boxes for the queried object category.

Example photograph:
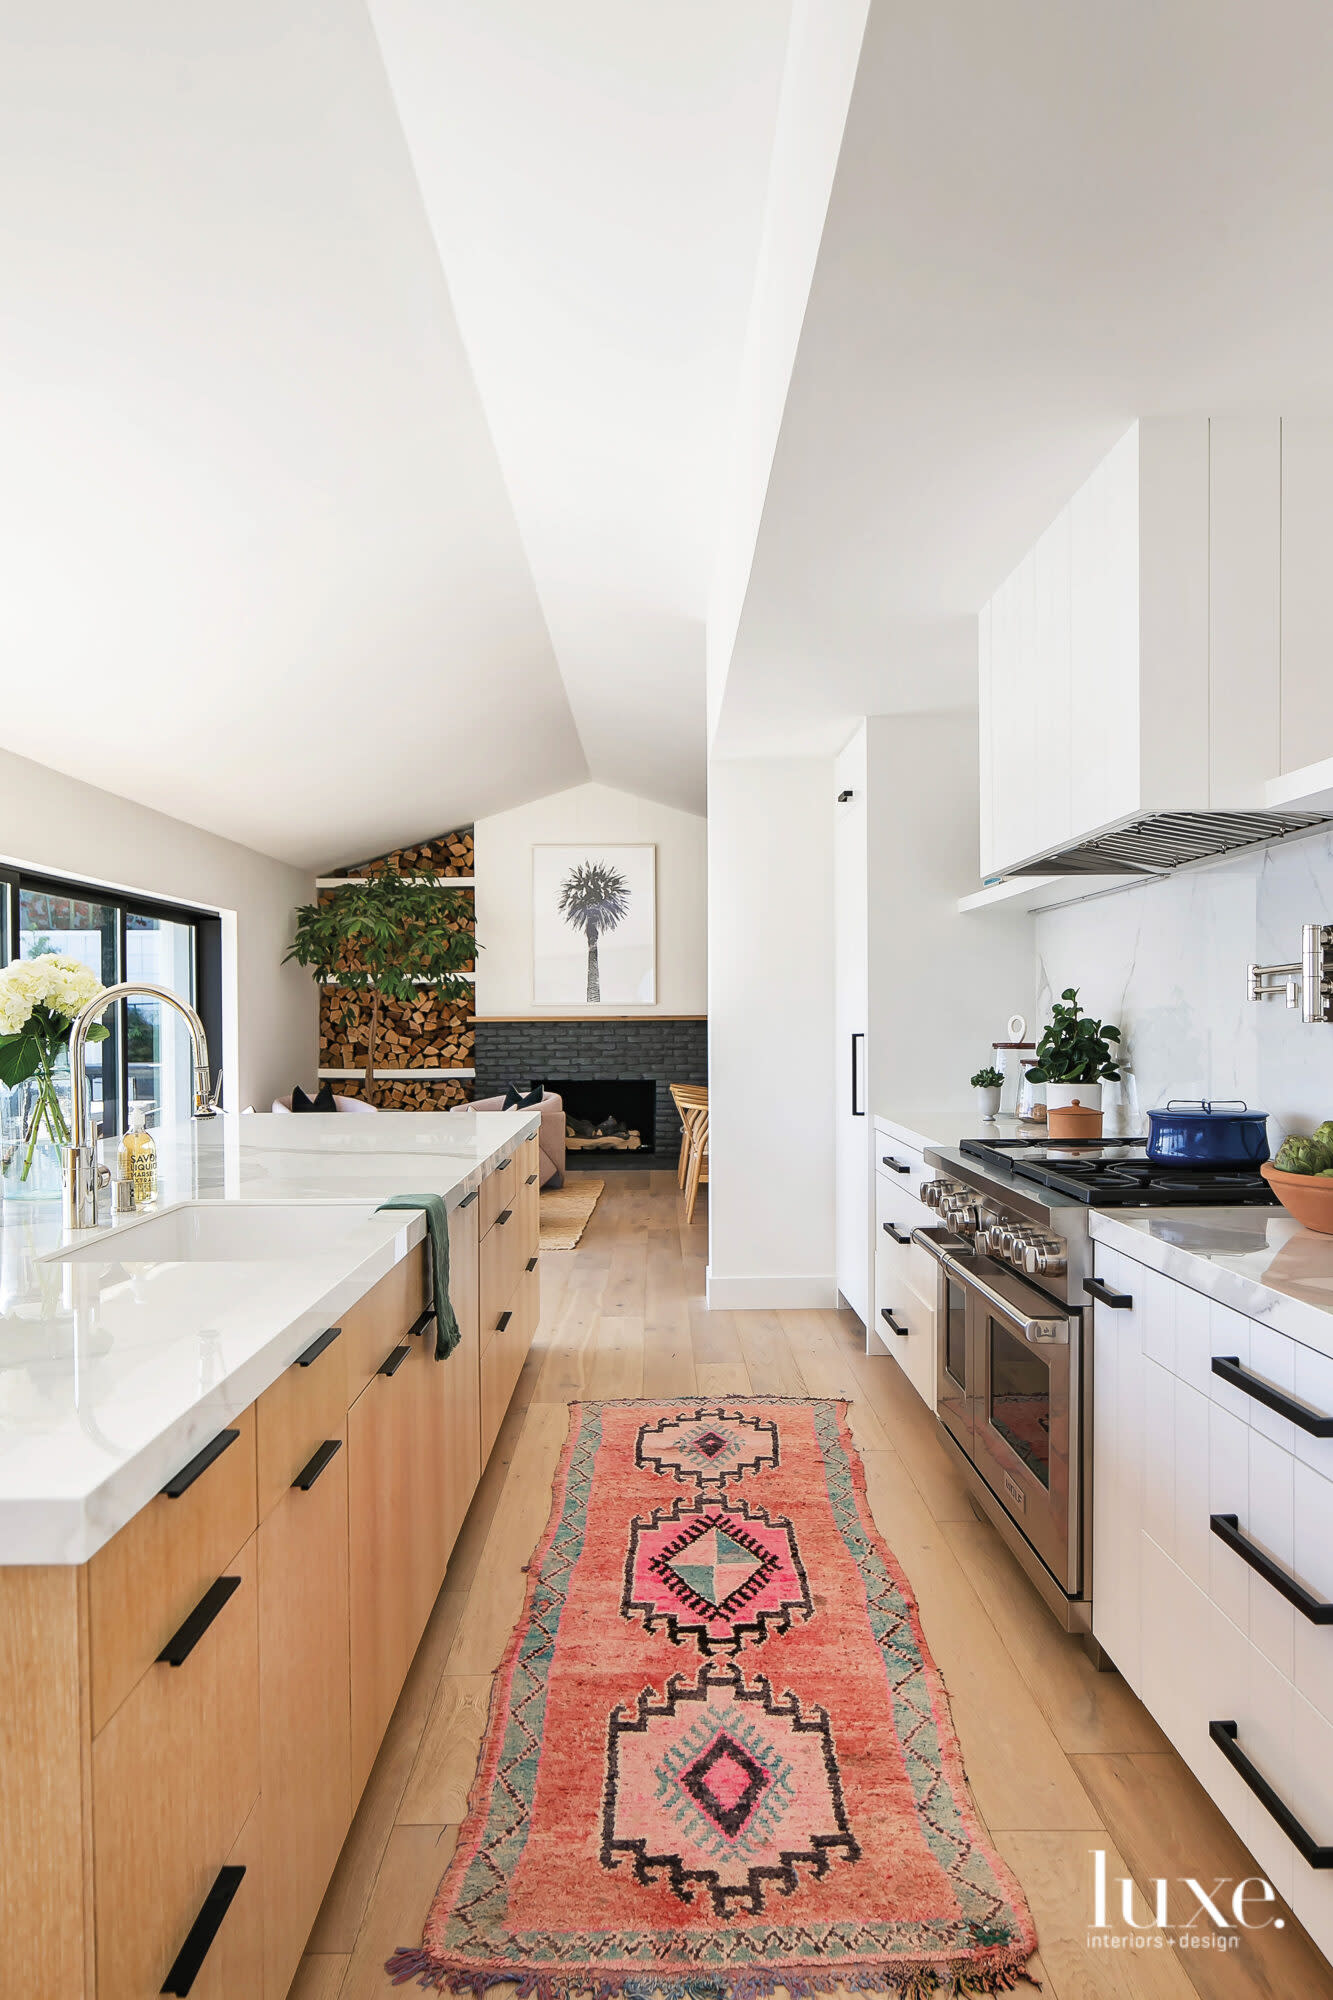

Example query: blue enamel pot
[1145,1100,1271,1167]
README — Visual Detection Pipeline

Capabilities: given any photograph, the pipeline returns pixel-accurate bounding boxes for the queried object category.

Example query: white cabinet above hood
[977,418,1333,885]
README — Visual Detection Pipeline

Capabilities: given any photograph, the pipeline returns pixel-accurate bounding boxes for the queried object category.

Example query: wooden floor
[291,1170,1333,2000]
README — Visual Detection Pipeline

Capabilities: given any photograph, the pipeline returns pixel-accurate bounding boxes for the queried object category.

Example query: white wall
[0,747,314,1111]
[472,782,706,1016]
[1034,829,1333,1147]
[707,756,837,1309]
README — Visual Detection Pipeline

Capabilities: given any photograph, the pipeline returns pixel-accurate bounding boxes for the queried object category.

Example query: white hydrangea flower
[0,954,106,1037]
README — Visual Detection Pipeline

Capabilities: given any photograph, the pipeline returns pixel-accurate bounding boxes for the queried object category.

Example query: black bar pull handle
[526,1255,539,1271]
[1210,1721,1333,1867]
[497,1156,513,1169]
[158,1576,241,1668]
[294,1439,343,1492]
[497,1208,513,1225]
[881,1155,910,1174]
[296,1325,341,1368]
[496,1310,513,1333]
[160,1428,240,1499]
[880,1308,910,1337]
[160,1864,247,1994]
[1084,1277,1134,1310]
[378,1342,411,1378]
[1210,1513,1333,1623]
[851,1032,865,1117]
[1212,1356,1333,1436]
[407,1307,438,1340]
[457,1190,479,1209]
[882,1222,911,1245]
[526,1172,539,1186]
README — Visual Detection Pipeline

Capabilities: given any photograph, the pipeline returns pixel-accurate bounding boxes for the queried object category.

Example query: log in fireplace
[540,1077,657,1155]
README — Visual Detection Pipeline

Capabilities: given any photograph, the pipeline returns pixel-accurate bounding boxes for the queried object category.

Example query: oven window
[945,1276,968,1389]
[988,1316,1050,1488]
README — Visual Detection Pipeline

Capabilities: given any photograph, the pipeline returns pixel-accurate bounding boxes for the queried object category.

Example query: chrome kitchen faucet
[62,982,222,1229]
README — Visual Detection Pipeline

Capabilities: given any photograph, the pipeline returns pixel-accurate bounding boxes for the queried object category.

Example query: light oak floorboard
[294,1171,1331,1998]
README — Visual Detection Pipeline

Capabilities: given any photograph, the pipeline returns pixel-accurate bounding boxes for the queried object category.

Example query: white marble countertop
[1090,1206,1333,1358]
[0,1109,538,1565]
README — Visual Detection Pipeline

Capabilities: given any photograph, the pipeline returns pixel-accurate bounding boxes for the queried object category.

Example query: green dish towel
[376,1193,461,1359]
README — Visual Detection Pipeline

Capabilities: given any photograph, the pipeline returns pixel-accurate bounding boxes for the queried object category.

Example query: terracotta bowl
[1260,1162,1333,1234]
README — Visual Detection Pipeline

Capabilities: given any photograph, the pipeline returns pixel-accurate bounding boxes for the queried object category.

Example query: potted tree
[286,872,474,1104]
[1025,988,1121,1138]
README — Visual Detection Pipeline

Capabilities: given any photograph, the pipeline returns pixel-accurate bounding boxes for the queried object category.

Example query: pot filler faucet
[62,982,222,1229]
[1248,923,1333,1023]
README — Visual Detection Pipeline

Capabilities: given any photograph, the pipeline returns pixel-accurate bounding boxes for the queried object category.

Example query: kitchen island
[0,1107,542,2000]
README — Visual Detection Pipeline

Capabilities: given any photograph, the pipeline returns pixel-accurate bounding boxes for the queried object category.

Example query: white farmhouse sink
[50,1200,400,1265]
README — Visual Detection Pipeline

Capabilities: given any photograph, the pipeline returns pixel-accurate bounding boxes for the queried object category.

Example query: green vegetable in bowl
[1314,1121,1333,1149]
[1275,1132,1333,1175]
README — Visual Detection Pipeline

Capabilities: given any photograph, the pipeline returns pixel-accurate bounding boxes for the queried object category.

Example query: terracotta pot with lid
[1046,1097,1104,1140]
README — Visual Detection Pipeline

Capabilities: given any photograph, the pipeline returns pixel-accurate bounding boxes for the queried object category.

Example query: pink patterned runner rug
[389,1397,1038,1998]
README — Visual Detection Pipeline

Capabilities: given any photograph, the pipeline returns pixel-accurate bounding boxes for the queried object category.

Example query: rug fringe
[384,1947,1041,1999]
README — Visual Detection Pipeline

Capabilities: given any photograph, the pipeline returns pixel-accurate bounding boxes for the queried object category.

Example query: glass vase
[1,1059,74,1204]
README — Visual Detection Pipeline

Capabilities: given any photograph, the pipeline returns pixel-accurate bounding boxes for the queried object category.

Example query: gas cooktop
[957,1135,1279,1207]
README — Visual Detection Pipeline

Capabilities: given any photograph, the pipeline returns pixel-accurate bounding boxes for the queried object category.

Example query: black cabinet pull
[160,1864,246,1994]
[1084,1277,1134,1310]
[497,1208,513,1225]
[851,1033,865,1117]
[881,1156,910,1174]
[378,1342,410,1378]
[457,1190,478,1209]
[407,1307,437,1340]
[526,1256,538,1272]
[882,1221,911,1245]
[497,1156,513,1169]
[160,1428,240,1500]
[294,1438,343,1492]
[880,1308,910,1337]
[496,1309,513,1333]
[1210,1721,1333,1867]
[158,1576,241,1668]
[296,1326,341,1368]
[1210,1513,1333,1623]
[1212,1356,1333,1436]
[526,1172,538,1186]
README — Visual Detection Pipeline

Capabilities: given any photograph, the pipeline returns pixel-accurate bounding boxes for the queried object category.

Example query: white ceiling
[716,0,1333,755]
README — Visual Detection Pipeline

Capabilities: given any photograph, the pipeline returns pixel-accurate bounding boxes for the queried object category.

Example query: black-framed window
[0,867,222,1138]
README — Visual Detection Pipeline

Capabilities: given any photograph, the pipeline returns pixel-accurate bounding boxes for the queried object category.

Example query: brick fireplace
[472,1017,706,1157]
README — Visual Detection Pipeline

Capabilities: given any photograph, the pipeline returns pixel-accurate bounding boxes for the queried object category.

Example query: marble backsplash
[1034,825,1333,1145]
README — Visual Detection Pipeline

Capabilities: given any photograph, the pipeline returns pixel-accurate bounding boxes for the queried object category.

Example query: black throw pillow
[501,1082,544,1111]
[291,1082,339,1113]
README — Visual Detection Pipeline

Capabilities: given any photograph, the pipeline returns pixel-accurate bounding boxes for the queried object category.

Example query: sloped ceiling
[0,0,811,868]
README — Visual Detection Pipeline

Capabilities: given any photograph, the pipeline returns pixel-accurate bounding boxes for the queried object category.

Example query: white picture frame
[532,844,657,1005]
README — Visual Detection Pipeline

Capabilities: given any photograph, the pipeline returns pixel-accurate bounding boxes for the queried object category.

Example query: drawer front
[871,1262,935,1408]
[255,1320,348,1520]
[342,1245,429,1399]
[875,1135,929,1201]
[480,1283,531,1465]
[480,1153,519,1235]
[92,1531,261,2000]
[480,1205,523,1346]
[89,1406,257,1734]
[875,1174,935,1307]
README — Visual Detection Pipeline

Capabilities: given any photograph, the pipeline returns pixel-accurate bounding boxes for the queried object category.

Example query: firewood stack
[333,827,474,879]
[332,1077,471,1111]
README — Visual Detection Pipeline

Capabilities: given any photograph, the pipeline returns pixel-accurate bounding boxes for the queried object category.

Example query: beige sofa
[456,1091,565,1186]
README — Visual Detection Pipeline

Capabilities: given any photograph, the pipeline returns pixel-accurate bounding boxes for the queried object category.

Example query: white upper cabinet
[978,418,1331,879]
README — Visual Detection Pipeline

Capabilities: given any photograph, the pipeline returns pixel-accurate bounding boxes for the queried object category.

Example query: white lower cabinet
[1093,1243,1333,1961]
[873,1141,936,1408]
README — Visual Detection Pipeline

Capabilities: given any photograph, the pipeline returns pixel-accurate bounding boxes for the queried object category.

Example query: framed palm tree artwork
[532,845,656,1005]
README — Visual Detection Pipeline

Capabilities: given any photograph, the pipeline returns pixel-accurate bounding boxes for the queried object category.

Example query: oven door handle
[910,1228,1071,1345]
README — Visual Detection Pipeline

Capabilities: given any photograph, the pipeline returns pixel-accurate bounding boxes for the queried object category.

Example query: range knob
[941,1199,979,1232]
[921,1177,958,1211]
[1023,1236,1068,1277]
[996,1224,1039,1261]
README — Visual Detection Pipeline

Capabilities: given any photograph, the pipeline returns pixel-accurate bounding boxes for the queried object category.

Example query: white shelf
[957,873,1131,915]
[318,973,474,984]
[1264,756,1333,815]
[315,876,474,889]
[317,1067,476,1081]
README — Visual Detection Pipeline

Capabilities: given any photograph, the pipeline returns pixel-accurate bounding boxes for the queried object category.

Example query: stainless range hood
[1001,807,1333,880]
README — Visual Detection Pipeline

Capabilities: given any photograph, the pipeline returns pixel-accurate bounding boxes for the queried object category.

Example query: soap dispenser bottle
[119,1107,157,1207]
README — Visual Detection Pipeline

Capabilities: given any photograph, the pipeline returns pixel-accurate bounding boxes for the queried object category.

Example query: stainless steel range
[915,1136,1276,1654]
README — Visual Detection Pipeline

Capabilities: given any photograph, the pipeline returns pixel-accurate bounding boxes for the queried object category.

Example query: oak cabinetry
[479,1150,518,1233]
[2,1137,541,2000]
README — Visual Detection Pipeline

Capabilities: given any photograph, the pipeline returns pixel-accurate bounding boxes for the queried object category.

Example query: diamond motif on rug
[624,1495,812,1654]
[636,1405,779,1489]
[602,1660,858,1915]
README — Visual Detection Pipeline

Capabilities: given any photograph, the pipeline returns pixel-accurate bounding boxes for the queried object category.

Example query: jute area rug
[540,1179,605,1251]
[389,1397,1038,1998]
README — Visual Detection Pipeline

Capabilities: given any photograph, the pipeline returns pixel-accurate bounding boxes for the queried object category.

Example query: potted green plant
[285,872,475,1104]
[1025,988,1121,1136]
[970,1065,1004,1121]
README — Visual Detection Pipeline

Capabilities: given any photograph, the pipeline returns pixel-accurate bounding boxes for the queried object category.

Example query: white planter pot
[1044,1080,1103,1113]
[974,1086,1002,1121]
